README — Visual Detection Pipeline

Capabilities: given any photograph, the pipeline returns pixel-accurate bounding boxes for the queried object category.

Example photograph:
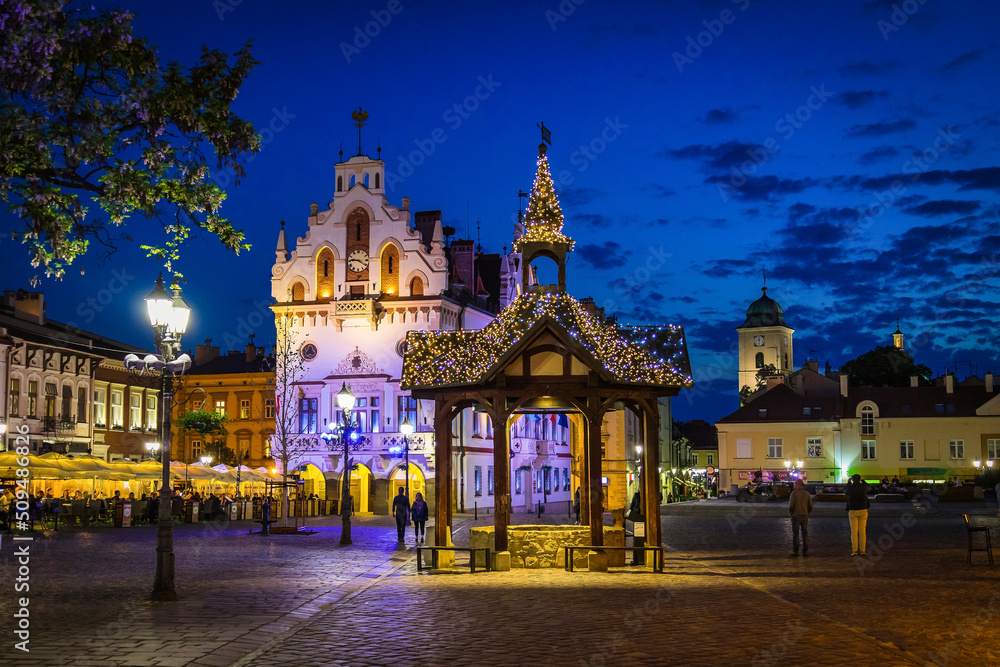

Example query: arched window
[374,173,380,189]
[381,245,400,295]
[755,352,764,368]
[364,173,369,188]
[291,282,305,302]
[349,175,356,188]
[861,405,875,435]
[410,276,424,296]
[316,248,335,299]
[337,175,343,191]
[356,224,361,242]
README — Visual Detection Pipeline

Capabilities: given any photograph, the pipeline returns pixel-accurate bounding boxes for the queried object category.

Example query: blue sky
[3,0,1000,422]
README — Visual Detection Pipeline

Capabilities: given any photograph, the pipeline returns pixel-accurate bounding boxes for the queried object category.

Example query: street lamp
[336,382,356,546]
[125,273,192,603]
[400,417,414,503]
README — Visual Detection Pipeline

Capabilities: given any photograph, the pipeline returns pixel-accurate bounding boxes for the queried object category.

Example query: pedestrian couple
[391,487,429,543]
[787,474,870,556]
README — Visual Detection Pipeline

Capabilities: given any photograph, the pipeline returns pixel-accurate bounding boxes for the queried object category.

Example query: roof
[737,286,788,329]
[674,420,718,450]
[187,353,274,376]
[718,384,842,423]
[0,305,148,358]
[401,291,692,390]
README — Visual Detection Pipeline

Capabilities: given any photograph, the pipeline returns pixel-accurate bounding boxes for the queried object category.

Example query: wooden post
[493,410,510,553]
[578,413,589,527]
[587,410,604,547]
[434,405,453,547]
[643,400,662,559]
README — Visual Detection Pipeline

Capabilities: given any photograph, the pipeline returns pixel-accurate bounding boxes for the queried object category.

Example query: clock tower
[736,283,794,395]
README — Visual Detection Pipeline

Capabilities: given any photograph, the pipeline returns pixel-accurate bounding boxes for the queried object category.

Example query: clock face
[347,249,369,273]
[753,335,765,347]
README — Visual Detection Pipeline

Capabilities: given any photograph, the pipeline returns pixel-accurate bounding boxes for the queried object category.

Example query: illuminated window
[146,394,156,430]
[240,399,250,419]
[862,440,877,460]
[130,392,142,429]
[28,380,37,417]
[861,406,875,435]
[488,466,494,496]
[9,378,19,417]
[380,244,399,295]
[563,468,570,491]
[807,437,822,458]
[515,469,522,494]
[474,466,482,497]
[949,440,964,459]
[299,397,317,434]
[215,399,226,417]
[900,440,914,460]
[110,389,123,428]
[93,388,106,426]
[316,247,335,298]
[989,439,1000,460]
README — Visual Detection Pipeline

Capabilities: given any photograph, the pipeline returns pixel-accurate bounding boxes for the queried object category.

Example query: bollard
[537,500,541,518]
[568,499,572,518]
[474,502,478,520]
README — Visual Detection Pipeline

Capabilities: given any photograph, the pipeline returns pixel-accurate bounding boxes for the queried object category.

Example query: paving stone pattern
[1,501,998,666]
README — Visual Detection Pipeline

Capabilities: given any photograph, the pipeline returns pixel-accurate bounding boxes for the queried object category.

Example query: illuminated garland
[514,153,576,251]
[401,292,692,389]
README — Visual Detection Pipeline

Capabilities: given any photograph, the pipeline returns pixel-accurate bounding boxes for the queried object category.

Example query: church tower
[893,321,905,350]
[737,282,794,394]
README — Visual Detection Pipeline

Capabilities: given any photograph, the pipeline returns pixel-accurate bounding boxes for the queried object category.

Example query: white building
[269,150,573,514]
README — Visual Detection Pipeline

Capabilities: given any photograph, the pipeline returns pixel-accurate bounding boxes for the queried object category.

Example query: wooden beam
[434,409,452,547]
[642,400,662,556]
[587,410,604,546]
[492,411,511,553]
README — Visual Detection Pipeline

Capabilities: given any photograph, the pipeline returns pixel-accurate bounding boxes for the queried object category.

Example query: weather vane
[351,107,369,156]
[537,121,551,146]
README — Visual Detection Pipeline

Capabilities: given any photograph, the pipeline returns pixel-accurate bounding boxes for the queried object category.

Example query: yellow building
[717,371,1000,490]
[171,341,275,471]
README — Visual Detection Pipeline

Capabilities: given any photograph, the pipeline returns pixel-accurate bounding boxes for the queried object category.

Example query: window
[472,412,482,437]
[110,389,123,428]
[299,397,317,434]
[237,436,250,463]
[900,440,914,460]
[949,440,965,459]
[563,468,570,491]
[757,409,767,418]
[807,437,822,458]
[371,410,380,433]
[93,388,106,426]
[397,395,417,428]
[989,439,1000,460]
[812,407,821,416]
[192,440,202,459]
[735,438,751,458]
[146,395,156,430]
[707,454,715,466]
[544,467,552,494]
[861,406,875,435]
[767,437,782,458]
[9,378,19,417]
[802,407,811,416]
[240,399,250,419]
[264,398,275,419]
[515,469,522,495]
[488,466,494,496]
[862,440,876,460]
[755,352,764,368]
[474,466,482,496]
[214,399,226,416]
[130,392,142,430]
[28,380,37,417]
[44,382,56,418]
[62,385,72,420]
[77,386,87,423]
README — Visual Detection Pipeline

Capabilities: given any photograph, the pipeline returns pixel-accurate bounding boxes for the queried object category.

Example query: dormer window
[758,409,767,418]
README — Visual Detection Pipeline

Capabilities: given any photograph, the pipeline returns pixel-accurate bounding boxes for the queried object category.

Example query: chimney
[791,374,805,395]
[246,343,258,363]
[840,373,849,398]
[414,210,441,250]
[805,359,819,373]
[195,344,219,367]
[6,290,45,324]
[765,375,784,390]
[910,375,919,388]
[987,372,994,394]
[945,373,954,394]
[449,240,475,289]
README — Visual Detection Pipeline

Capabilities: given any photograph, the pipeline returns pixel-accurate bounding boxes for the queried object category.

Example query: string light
[514,150,575,251]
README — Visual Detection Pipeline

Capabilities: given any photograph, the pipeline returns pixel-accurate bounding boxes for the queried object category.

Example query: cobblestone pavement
[1,501,998,666]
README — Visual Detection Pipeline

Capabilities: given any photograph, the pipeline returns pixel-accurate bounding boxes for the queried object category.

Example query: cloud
[577,241,631,270]
[641,183,677,198]
[857,145,900,165]
[839,60,903,77]
[705,174,817,202]
[660,140,767,170]
[573,213,613,228]
[941,47,993,73]
[902,199,981,217]
[845,119,916,137]
[834,90,889,108]
[559,187,605,208]
[699,107,740,125]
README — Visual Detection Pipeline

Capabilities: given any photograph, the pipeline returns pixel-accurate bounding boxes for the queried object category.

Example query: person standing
[627,490,645,565]
[788,480,814,556]
[391,487,410,543]
[846,473,870,556]
[410,492,429,542]
[573,487,581,525]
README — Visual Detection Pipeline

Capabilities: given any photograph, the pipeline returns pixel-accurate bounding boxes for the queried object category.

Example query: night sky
[3,0,1000,423]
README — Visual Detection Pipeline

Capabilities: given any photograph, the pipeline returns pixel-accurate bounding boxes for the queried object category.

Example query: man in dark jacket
[788,480,814,556]
[846,474,870,556]
[391,487,410,543]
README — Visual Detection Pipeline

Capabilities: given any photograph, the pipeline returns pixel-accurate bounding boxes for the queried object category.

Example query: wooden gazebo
[401,142,692,566]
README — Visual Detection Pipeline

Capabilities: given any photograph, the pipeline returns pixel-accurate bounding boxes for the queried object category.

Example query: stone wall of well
[469,525,626,568]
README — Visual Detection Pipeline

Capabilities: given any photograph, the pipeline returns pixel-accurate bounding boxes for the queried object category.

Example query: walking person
[391,487,410,543]
[788,479,813,556]
[410,492,428,542]
[573,487,581,525]
[846,473,870,556]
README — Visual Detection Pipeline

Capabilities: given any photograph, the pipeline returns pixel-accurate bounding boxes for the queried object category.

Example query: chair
[963,514,994,565]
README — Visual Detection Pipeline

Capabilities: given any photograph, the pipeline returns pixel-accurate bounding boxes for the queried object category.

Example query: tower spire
[351,107,368,156]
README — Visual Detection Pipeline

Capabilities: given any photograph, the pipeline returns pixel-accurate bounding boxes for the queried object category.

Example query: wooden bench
[416,546,491,573]
[564,545,664,573]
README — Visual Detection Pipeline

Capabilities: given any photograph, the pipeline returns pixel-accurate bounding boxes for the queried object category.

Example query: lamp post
[124,273,191,602]
[336,382,356,546]
[400,417,413,503]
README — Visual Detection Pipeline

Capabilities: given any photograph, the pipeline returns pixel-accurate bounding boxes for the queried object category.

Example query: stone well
[469,525,626,568]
